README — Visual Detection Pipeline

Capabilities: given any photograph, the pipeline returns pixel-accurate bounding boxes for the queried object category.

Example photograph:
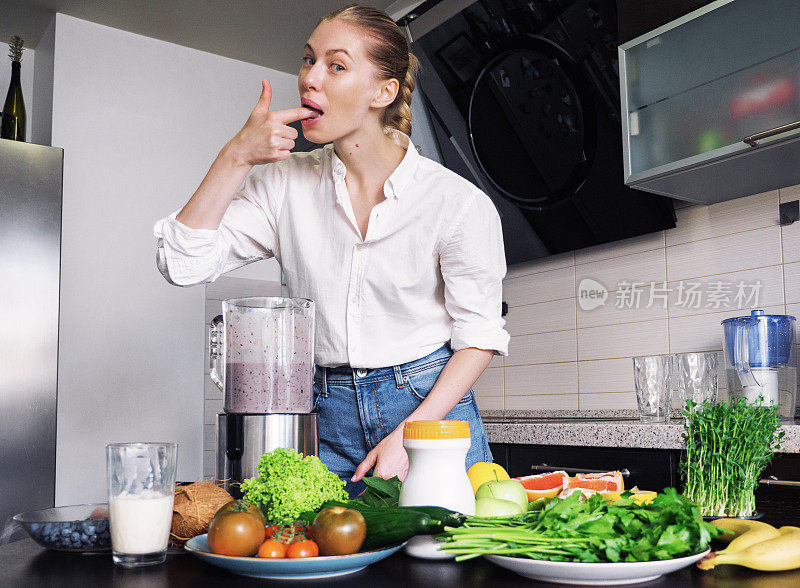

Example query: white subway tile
[578,358,636,394]
[577,319,669,361]
[505,394,579,410]
[504,298,576,336]
[204,399,223,425]
[665,190,778,247]
[206,276,282,300]
[205,299,222,325]
[575,248,666,295]
[489,354,503,368]
[506,331,577,365]
[503,266,575,306]
[506,252,574,279]
[578,392,638,410]
[668,304,785,354]
[474,367,503,397]
[783,262,800,304]
[784,222,800,264]
[203,424,216,448]
[666,265,785,317]
[780,184,800,203]
[666,226,782,282]
[505,363,578,396]
[476,395,504,411]
[786,303,800,340]
[205,377,223,400]
[574,231,664,265]
[203,451,216,479]
[577,284,669,329]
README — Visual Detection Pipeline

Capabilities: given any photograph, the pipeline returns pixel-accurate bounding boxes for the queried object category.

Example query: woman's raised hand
[229,79,317,167]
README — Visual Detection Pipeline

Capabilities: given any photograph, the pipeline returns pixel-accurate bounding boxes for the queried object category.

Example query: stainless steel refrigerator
[0,139,63,537]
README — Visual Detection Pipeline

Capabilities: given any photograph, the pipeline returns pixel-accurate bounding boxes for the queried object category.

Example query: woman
[154,4,509,496]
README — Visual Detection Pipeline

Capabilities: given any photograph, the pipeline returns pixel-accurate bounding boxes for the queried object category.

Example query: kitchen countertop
[3,536,800,587]
[480,411,800,453]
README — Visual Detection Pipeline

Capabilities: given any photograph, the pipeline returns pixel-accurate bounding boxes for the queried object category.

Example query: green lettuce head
[241,448,348,523]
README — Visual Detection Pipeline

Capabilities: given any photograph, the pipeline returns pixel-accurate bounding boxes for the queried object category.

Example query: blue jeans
[313,343,492,497]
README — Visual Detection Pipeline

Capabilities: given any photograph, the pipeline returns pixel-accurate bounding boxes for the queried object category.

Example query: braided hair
[319,4,420,136]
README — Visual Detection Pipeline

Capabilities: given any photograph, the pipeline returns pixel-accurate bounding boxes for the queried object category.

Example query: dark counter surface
[3,533,800,588]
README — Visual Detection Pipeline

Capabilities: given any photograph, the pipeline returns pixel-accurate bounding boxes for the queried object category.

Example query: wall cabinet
[619,0,800,204]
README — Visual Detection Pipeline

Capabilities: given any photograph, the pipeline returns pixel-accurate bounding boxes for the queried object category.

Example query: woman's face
[298,19,396,142]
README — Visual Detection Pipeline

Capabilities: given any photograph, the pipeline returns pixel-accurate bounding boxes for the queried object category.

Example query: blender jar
[209,297,315,414]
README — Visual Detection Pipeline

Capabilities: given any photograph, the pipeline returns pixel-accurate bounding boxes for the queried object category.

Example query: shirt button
[356,368,368,378]
[356,243,366,251]
[351,295,359,304]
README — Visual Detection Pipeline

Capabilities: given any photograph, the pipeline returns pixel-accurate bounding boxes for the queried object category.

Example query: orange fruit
[567,471,624,492]
[513,471,569,501]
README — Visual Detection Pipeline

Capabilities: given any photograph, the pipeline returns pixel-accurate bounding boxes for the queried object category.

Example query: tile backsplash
[473,186,800,412]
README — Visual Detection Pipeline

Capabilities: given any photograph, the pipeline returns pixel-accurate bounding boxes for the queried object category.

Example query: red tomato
[286,540,319,558]
[258,539,288,558]
[207,510,265,557]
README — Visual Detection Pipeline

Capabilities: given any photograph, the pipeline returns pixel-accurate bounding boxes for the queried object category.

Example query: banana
[710,518,776,545]
[718,525,780,554]
[697,526,800,571]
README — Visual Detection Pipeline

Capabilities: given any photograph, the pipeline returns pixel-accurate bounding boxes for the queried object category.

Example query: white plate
[484,549,710,585]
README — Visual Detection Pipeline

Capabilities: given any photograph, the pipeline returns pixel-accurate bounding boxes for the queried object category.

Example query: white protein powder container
[399,420,476,559]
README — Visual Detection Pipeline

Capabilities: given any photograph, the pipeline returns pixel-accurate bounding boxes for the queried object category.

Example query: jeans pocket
[403,360,475,406]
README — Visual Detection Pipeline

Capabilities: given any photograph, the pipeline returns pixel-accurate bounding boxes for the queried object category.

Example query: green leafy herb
[240,448,348,524]
[680,398,784,517]
[437,489,724,562]
[356,476,402,508]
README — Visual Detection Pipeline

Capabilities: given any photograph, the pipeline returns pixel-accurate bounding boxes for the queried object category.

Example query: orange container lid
[403,420,470,439]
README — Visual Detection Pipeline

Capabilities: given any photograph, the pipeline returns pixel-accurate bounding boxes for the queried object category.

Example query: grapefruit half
[513,470,569,501]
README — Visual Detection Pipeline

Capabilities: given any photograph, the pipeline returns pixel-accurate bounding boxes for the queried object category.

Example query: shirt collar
[329,129,420,200]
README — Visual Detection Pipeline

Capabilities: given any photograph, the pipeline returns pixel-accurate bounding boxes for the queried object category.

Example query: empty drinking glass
[633,355,673,423]
[674,352,718,414]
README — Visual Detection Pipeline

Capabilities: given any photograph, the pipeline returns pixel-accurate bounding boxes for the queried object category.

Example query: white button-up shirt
[153,130,510,368]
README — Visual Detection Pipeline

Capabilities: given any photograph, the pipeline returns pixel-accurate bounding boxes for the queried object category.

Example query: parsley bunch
[438,489,724,562]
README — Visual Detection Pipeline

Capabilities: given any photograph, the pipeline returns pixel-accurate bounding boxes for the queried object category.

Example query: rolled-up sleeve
[438,190,510,356]
[153,161,287,287]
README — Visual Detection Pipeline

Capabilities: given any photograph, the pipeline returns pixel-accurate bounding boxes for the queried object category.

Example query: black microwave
[395,0,676,265]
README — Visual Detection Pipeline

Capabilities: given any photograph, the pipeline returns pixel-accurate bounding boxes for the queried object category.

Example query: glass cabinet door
[620,0,800,181]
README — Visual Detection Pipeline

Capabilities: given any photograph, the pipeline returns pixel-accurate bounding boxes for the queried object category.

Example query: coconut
[170,480,233,545]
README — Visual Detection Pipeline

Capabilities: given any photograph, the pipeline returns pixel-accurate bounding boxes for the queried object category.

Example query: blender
[722,309,797,420]
[209,297,318,495]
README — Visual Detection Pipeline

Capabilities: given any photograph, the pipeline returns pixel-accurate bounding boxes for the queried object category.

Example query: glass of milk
[106,442,177,567]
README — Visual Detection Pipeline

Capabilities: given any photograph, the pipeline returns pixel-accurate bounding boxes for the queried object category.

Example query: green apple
[475,479,528,511]
[475,496,524,517]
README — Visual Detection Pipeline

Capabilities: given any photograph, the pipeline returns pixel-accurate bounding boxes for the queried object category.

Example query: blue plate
[185,535,405,580]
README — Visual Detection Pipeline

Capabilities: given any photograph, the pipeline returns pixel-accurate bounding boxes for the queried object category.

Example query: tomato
[258,539,288,558]
[310,507,366,556]
[286,540,319,558]
[207,510,266,556]
[215,499,266,525]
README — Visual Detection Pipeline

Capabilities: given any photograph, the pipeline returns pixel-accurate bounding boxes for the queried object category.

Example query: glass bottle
[2,36,26,142]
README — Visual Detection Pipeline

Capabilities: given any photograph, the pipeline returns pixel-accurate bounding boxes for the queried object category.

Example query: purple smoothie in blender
[210,297,315,414]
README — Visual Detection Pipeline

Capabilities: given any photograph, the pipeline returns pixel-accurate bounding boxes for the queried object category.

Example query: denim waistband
[314,343,453,385]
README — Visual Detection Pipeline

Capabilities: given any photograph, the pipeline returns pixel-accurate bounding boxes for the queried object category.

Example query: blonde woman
[154,4,509,496]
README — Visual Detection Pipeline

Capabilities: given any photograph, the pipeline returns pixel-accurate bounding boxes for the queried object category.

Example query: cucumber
[399,506,467,529]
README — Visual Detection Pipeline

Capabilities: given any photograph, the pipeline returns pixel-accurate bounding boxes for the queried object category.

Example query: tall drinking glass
[633,355,673,423]
[106,443,177,567]
[674,352,718,414]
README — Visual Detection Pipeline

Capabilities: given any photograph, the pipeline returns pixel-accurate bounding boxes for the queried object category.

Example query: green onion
[680,398,784,518]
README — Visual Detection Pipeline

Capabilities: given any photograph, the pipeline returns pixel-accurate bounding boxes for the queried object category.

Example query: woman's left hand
[351,425,408,483]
